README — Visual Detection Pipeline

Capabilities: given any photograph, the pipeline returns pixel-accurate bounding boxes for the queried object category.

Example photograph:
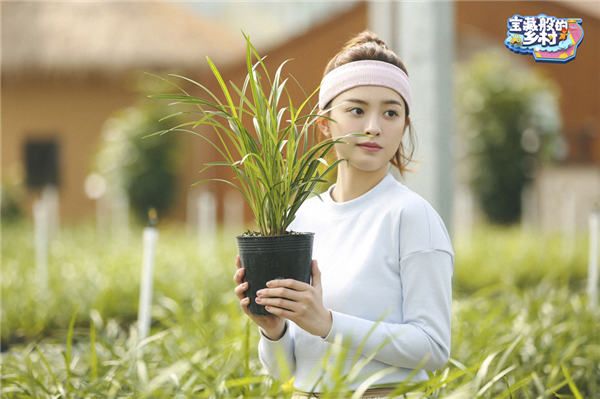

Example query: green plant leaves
[147,33,343,236]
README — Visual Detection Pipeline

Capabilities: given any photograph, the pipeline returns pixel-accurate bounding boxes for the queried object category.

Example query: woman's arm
[257,320,297,379]
[321,249,453,371]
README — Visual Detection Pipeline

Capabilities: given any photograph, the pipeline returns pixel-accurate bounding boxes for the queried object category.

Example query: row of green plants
[2,267,596,397]
[1,221,598,397]
[1,221,590,346]
[1,222,237,347]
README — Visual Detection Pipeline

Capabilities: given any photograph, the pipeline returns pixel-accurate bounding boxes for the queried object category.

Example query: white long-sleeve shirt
[257,170,455,392]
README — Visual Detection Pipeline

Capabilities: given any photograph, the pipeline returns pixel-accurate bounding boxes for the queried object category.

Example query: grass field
[1,221,598,398]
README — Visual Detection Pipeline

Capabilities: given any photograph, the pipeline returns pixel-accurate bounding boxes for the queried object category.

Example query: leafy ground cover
[1,221,598,397]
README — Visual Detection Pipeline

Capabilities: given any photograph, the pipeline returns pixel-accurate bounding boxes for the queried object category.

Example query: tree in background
[458,50,564,225]
[0,170,26,224]
[94,74,183,224]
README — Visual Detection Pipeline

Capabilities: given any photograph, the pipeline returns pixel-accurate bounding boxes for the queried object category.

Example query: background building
[2,0,598,233]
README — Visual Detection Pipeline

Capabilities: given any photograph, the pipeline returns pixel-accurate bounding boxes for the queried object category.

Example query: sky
[169,1,357,49]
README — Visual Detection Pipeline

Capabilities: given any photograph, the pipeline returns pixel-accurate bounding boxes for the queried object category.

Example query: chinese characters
[508,14,569,47]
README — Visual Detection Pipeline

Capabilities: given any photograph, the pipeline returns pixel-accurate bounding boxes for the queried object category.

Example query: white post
[587,210,599,311]
[521,183,536,231]
[464,191,473,253]
[84,173,108,237]
[111,189,130,245]
[224,190,244,233]
[561,191,576,260]
[198,191,217,252]
[138,225,158,340]
[41,185,60,239]
[451,183,474,253]
[33,198,49,292]
[122,195,130,245]
[186,188,206,235]
[394,1,455,236]
[96,195,109,237]
[367,1,395,48]
[187,189,196,235]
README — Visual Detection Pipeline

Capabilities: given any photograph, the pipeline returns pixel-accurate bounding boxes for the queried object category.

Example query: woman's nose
[365,117,382,136]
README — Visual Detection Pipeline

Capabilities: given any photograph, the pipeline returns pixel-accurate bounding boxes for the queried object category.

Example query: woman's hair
[321,30,416,176]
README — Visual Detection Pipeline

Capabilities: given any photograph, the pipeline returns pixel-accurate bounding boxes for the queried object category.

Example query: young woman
[233,31,454,398]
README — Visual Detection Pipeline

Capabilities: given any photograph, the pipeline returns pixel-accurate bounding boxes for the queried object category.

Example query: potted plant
[146,33,360,315]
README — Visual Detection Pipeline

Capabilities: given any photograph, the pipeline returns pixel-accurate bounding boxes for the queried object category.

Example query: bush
[458,50,562,224]
[0,176,25,223]
[94,75,183,224]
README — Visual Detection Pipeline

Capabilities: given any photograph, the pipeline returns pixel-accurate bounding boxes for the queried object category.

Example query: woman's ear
[317,114,330,138]
[402,116,410,137]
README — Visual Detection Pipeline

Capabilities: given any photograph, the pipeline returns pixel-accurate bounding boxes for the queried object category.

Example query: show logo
[504,14,584,63]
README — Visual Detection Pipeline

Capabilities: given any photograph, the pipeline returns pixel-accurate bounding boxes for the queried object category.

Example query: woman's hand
[255,260,333,338]
[233,255,286,340]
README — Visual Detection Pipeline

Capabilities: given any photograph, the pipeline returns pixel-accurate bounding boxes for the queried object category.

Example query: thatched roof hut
[1,0,245,78]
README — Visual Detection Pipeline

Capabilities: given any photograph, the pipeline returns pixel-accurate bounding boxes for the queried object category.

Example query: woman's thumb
[311,260,321,288]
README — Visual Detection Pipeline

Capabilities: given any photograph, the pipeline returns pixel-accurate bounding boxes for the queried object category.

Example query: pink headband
[318,60,412,114]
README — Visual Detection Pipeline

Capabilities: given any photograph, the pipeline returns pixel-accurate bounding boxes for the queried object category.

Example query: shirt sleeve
[320,249,453,371]
[399,198,455,259]
[257,320,296,379]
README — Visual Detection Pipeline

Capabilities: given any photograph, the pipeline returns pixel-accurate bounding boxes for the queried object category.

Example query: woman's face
[318,85,408,173]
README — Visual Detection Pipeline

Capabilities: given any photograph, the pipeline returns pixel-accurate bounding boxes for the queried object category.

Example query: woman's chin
[345,160,387,173]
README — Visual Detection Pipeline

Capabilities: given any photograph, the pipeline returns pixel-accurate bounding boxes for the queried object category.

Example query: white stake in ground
[112,188,130,246]
[561,191,576,260]
[224,189,244,232]
[186,189,197,235]
[84,173,107,236]
[33,198,49,292]
[198,191,217,253]
[41,185,60,239]
[587,208,599,311]
[138,208,159,340]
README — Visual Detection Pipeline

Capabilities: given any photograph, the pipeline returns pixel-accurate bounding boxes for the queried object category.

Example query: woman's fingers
[239,297,251,315]
[233,256,245,288]
[258,287,304,302]
[256,296,298,313]
[233,267,245,284]
[233,255,256,319]
[233,256,247,300]
[234,281,248,299]
[233,256,245,284]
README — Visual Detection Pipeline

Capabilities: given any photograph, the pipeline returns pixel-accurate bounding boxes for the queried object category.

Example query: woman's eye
[349,107,363,115]
[385,110,399,117]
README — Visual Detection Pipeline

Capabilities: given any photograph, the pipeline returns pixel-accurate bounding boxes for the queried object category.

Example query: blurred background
[3,0,598,232]
[1,1,599,397]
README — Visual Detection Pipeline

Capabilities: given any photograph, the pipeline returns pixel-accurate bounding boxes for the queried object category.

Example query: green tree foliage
[458,51,563,224]
[94,76,183,224]
[0,177,25,223]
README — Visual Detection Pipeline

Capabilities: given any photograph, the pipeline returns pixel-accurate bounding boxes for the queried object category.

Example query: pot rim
[236,231,315,239]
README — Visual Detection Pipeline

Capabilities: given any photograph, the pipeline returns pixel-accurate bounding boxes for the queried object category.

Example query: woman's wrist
[261,321,287,341]
[320,309,333,339]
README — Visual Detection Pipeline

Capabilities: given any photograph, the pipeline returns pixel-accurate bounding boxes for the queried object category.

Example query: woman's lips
[357,144,382,152]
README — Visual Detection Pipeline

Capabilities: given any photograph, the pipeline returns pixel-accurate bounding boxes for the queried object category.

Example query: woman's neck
[331,164,388,203]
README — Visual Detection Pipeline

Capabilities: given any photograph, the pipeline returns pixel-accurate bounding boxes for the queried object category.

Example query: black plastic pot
[236,232,314,315]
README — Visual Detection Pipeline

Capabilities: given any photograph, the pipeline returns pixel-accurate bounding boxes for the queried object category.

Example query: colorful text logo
[504,14,584,63]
